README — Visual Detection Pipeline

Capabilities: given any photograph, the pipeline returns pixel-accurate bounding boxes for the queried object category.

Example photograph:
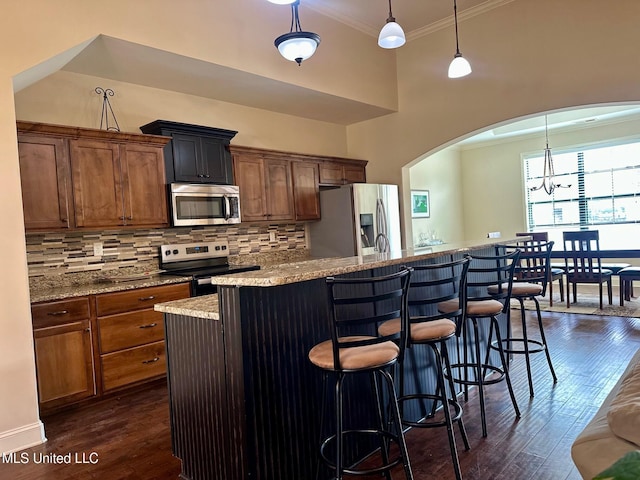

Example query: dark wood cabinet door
[70,139,124,227]
[291,161,320,221]
[344,164,366,183]
[33,319,95,411]
[18,134,74,230]
[264,159,294,221]
[201,136,233,184]
[171,133,202,183]
[234,153,268,222]
[120,143,169,227]
[318,162,345,185]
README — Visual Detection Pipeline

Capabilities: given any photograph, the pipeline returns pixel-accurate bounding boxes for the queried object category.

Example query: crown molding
[306,0,516,41]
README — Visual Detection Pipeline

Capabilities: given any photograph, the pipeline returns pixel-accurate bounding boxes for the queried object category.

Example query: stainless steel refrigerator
[308,183,401,258]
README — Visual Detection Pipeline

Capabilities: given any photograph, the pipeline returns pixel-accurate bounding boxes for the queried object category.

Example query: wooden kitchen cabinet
[232,148,295,222]
[31,297,95,413]
[95,283,190,392]
[139,120,238,185]
[319,160,367,186]
[18,133,74,230]
[291,161,320,221]
[17,121,170,232]
[70,139,168,228]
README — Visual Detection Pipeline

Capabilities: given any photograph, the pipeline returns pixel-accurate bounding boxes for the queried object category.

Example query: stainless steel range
[159,241,259,296]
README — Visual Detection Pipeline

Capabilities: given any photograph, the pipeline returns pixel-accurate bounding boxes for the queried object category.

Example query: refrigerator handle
[375,199,390,253]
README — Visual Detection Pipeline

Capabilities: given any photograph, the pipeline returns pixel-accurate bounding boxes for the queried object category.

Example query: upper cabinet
[319,159,367,186]
[140,120,237,185]
[17,121,171,232]
[232,147,295,222]
[231,146,367,223]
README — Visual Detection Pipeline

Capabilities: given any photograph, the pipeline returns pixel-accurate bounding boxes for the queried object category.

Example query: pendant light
[267,0,296,3]
[447,0,472,78]
[378,0,405,49]
[529,115,572,195]
[274,0,320,66]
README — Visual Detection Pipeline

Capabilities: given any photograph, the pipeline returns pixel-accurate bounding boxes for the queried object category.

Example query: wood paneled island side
[154,239,517,480]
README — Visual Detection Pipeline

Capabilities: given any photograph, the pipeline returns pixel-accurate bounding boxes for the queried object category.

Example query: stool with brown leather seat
[441,250,521,438]
[378,257,471,480]
[495,240,558,397]
[308,267,414,480]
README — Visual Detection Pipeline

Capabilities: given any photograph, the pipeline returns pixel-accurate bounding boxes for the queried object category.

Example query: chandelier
[529,115,571,195]
[271,0,321,66]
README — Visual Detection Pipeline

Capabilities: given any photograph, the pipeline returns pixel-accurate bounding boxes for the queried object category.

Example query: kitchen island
[155,238,520,480]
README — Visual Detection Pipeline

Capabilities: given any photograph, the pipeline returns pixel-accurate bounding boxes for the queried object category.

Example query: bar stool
[378,257,471,480]
[619,267,640,305]
[441,250,521,438]
[308,268,414,480]
[495,240,557,397]
[516,232,564,306]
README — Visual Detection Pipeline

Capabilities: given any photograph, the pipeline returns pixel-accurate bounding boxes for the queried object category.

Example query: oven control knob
[215,246,221,251]
[173,249,179,255]
[222,245,227,250]
[165,250,171,256]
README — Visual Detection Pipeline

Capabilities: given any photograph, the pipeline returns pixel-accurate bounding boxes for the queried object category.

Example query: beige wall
[408,148,464,247]
[460,116,640,241]
[3,0,640,453]
[15,71,350,158]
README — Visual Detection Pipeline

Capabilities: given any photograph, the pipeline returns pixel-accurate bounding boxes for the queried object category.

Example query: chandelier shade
[378,0,405,49]
[273,0,320,65]
[448,0,471,78]
[448,53,472,78]
[267,0,296,4]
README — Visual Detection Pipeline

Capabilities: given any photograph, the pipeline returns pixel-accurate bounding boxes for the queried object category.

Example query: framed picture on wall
[411,190,430,218]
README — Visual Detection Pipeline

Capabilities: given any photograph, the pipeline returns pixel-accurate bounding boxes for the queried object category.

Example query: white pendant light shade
[273,1,321,66]
[267,0,296,4]
[448,53,472,78]
[378,21,406,49]
[275,32,321,65]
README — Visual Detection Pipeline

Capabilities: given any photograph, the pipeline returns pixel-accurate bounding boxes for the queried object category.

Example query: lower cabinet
[95,283,190,393]
[31,297,95,413]
[31,282,190,413]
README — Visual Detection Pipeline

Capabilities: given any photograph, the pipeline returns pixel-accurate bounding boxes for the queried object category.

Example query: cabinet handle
[138,295,156,301]
[204,174,211,178]
[197,174,205,178]
[142,357,160,364]
[48,310,69,316]
[139,323,158,329]
[126,216,133,220]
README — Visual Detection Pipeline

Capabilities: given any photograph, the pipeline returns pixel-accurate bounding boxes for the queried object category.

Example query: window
[523,140,640,249]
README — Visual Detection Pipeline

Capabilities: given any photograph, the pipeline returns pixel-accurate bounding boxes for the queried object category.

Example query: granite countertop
[207,237,521,288]
[154,294,219,320]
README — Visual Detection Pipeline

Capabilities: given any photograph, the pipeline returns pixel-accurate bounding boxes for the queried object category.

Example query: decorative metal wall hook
[95,87,121,132]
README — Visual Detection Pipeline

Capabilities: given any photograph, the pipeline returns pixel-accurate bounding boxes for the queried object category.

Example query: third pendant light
[448,0,472,78]
[378,0,405,49]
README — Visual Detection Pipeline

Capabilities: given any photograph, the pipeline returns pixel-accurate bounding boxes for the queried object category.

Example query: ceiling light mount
[529,115,572,195]
[448,0,472,78]
[274,0,320,66]
[378,0,405,49]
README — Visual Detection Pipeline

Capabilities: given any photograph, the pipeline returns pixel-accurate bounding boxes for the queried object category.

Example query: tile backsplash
[26,223,307,277]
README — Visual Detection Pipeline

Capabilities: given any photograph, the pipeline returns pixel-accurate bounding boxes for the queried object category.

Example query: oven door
[171,184,241,226]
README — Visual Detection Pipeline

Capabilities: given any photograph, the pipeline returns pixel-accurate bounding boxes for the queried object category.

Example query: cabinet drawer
[32,297,90,328]
[96,283,190,316]
[101,341,166,391]
[98,309,165,353]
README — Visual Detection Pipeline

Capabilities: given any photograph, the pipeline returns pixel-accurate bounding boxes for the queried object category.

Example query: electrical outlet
[269,232,277,242]
[93,242,104,256]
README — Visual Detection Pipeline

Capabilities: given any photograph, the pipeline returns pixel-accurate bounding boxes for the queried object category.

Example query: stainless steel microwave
[170,183,241,226]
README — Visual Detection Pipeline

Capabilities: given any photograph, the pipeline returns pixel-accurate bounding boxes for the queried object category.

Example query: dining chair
[515,232,564,306]
[562,230,612,309]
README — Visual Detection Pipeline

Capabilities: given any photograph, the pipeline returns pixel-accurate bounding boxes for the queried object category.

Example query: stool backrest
[326,267,412,370]
[502,240,554,297]
[516,231,549,243]
[563,230,604,279]
[467,249,520,312]
[405,256,470,341]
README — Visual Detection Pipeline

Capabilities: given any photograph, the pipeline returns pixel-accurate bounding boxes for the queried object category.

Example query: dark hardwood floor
[2,308,639,479]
